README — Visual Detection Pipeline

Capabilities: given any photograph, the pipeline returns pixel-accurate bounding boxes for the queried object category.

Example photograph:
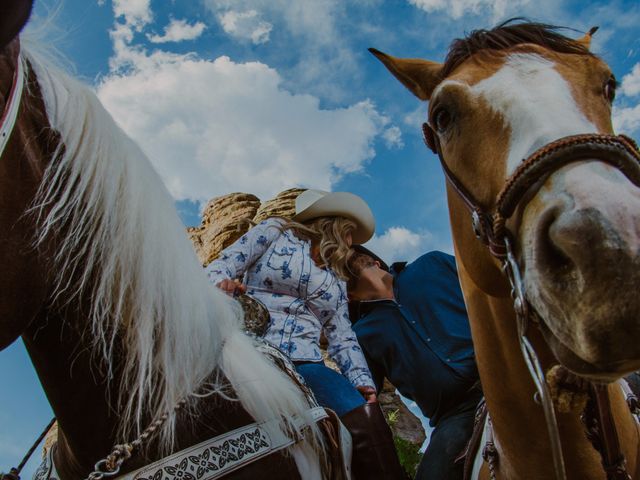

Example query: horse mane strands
[443,19,594,77]
[21,41,324,467]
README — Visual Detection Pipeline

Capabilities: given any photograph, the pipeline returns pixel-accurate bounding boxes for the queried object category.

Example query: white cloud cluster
[99,0,396,203]
[205,0,339,46]
[620,63,640,98]
[203,0,360,103]
[382,126,404,149]
[112,0,151,28]
[613,104,640,136]
[364,226,447,264]
[147,18,206,43]
[217,10,273,45]
[613,63,640,136]
[408,0,529,20]
[97,54,390,202]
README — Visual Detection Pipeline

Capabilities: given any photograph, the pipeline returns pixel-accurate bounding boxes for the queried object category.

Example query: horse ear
[369,48,442,101]
[575,26,598,50]
[0,0,34,50]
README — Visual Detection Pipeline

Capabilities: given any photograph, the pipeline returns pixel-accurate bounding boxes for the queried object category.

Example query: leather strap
[590,385,632,480]
[460,399,488,480]
[119,406,328,480]
[495,134,640,221]
[0,49,24,159]
[36,407,329,480]
[422,124,640,261]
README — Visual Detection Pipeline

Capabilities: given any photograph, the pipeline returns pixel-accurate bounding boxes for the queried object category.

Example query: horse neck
[456,258,640,479]
[22,302,258,480]
[22,305,124,479]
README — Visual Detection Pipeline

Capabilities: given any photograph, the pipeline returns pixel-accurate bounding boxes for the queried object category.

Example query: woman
[206,189,405,479]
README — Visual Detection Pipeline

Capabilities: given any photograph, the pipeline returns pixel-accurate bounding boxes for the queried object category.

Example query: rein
[423,122,640,480]
[0,50,24,159]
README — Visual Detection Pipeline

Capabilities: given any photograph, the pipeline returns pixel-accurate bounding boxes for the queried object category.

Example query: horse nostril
[535,207,576,276]
[544,208,614,281]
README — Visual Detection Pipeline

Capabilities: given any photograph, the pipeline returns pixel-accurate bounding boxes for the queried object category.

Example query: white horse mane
[21,40,323,471]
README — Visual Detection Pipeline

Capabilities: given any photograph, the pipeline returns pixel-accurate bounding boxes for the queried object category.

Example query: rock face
[188,193,261,266]
[379,379,427,445]
[188,188,305,266]
[253,188,304,224]
[190,188,426,450]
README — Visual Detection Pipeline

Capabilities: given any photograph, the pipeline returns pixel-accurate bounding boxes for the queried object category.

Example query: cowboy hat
[351,244,389,272]
[292,189,375,244]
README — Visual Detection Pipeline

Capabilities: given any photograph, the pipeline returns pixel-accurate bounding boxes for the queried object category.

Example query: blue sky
[2,0,640,476]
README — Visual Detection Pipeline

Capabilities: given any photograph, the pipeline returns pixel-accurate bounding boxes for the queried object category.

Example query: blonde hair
[280,216,356,280]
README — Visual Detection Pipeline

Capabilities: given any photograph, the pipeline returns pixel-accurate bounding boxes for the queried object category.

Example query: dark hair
[346,252,377,292]
[442,19,593,77]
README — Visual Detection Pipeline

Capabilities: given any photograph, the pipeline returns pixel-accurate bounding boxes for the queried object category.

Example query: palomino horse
[372,20,640,480]
[0,2,334,479]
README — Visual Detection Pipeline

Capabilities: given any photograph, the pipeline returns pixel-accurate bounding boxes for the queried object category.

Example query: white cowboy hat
[292,189,375,244]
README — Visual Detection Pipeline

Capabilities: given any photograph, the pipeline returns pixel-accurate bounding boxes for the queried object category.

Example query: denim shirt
[352,251,478,425]
[206,218,374,388]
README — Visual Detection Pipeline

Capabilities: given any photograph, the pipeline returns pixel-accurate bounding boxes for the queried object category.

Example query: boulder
[188,192,260,266]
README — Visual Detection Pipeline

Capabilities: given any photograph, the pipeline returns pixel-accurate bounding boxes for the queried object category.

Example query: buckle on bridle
[471,210,483,239]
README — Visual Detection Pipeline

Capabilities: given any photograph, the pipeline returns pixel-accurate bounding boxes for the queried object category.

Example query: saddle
[23,293,354,480]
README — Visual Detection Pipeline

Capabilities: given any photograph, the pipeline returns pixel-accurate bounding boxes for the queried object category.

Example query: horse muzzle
[520,157,640,379]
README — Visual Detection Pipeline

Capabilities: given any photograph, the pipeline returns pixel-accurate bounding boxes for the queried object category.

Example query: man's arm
[362,349,386,393]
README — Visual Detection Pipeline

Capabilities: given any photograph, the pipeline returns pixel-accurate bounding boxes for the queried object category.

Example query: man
[347,246,481,480]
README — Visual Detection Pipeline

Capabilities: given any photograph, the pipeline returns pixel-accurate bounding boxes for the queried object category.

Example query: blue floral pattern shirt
[205,218,374,388]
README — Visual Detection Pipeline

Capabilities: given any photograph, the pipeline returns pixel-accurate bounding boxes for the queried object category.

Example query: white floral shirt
[205,218,374,388]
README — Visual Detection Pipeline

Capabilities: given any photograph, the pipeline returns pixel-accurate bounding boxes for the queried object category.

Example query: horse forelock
[21,41,324,466]
[442,19,593,79]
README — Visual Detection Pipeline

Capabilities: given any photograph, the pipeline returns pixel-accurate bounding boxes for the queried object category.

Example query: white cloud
[204,0,356,102]
[100,0,390,204]
[97,53,389,203]
[205,0,339,46]
[404,105,427,128]
[147,18,206,43]
[217,10,272,45]
[613,104,640,136]
[364,226,448,264]
[112,0,152,28]
[382,126,404,149]
[408,0,530,20]
[620,63,640,98]
[613,62,640,136]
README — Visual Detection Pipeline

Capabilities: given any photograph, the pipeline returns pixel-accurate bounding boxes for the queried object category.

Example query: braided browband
[492,134,640,243]
[423,123,640,259]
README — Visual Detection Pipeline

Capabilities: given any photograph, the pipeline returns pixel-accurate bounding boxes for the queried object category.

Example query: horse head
[372,21,640,383]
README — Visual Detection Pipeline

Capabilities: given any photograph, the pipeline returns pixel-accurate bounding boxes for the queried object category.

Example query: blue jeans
[416,388,483,480]
[294,362,365,416]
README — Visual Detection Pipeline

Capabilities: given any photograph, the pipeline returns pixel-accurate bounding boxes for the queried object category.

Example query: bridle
[0,46,24,160]
[423,121,640,480]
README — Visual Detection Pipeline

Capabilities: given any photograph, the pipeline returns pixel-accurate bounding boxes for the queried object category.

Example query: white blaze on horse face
[471,53,596,176]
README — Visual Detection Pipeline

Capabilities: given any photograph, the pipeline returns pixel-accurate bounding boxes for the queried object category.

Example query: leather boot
[340,402,407,479]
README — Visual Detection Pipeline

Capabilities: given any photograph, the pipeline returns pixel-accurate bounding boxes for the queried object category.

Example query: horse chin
[536,314,640,383]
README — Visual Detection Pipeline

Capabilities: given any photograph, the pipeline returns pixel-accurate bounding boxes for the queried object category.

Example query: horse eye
[433,108,452,133]
[604,76,617,104]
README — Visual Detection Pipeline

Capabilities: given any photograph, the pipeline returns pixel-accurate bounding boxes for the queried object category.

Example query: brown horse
[372,20,640,479]
[0,2,333,479]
